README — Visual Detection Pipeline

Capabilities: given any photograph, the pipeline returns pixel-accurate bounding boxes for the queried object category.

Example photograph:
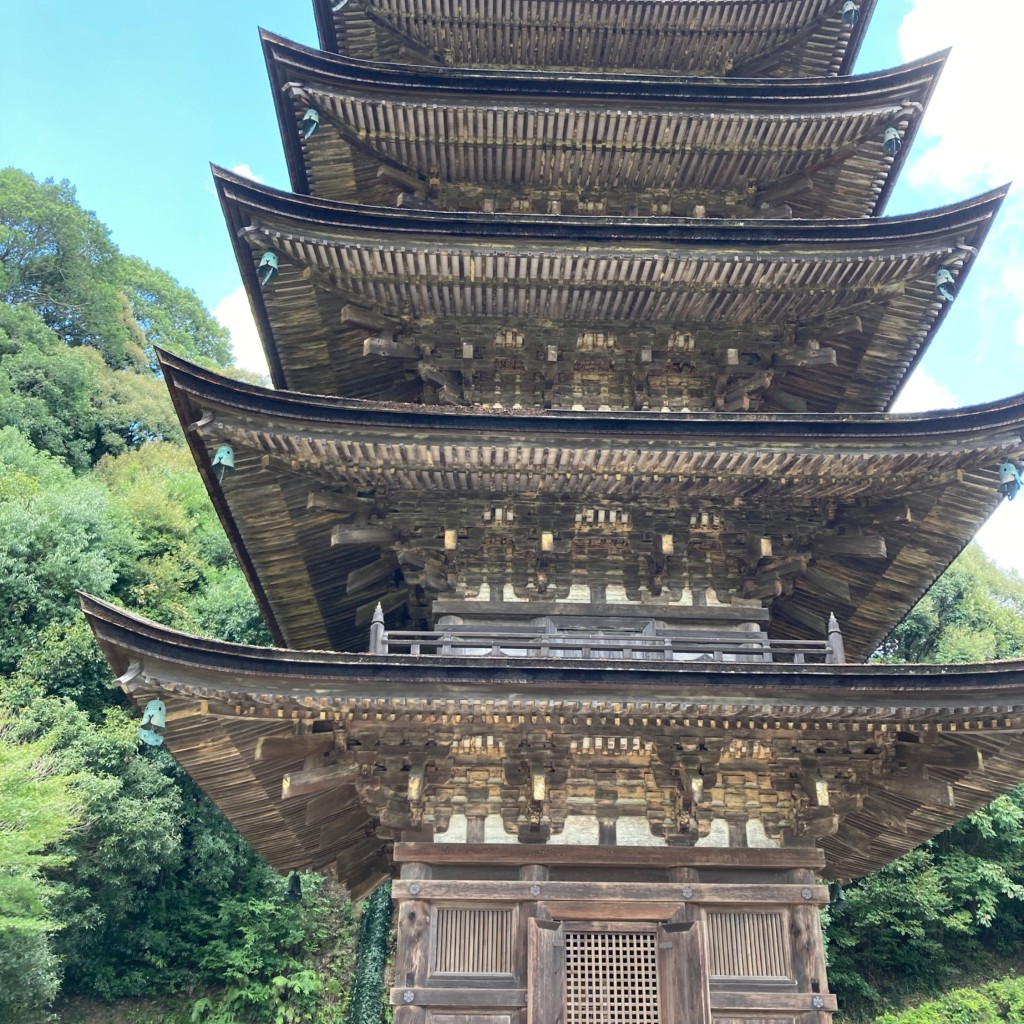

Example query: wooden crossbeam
[331,524,398,546]
[255,734,336,762]
[340,304,401,332]
[813,534,887,559]
[773,346,837,369]
[282,762,361,800]
[363,336,419,360]
[346,554,400,594]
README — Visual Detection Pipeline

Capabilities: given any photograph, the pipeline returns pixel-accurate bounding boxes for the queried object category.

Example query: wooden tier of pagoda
[217,169,1004,410]
[162,349,1023,660]
[84,592,1024,890]
[312,0,877,77]
[265,31,940,217]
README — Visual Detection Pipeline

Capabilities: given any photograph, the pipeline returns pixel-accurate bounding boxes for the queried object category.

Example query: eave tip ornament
[138,699,166,747]
[999,462,1023,500]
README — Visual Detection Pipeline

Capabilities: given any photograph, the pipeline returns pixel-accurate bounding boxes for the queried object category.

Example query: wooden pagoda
[84,3,1024,1023]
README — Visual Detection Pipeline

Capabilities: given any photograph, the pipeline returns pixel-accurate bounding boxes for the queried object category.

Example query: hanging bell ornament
[302,108,320,140]
[999,462,1023,501]
[257,251,279,288]
[934,267,956,302]
[138,699,167,747]
[212,444,236,483]
[882,127,902,156]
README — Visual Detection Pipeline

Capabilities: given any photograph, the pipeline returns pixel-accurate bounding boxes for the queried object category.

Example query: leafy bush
[873,977,1024,1024]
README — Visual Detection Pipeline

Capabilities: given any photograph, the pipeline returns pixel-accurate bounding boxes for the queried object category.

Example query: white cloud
[213,286,270,377]
[899,2,1024,193]
[976,502,1024,577]
[230,163,265,184]
[889,369,959,413]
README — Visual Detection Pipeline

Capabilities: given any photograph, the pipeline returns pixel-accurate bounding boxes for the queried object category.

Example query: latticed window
[564,929,660,1024]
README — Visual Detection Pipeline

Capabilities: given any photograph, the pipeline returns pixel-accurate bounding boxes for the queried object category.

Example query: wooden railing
[369,611,846,665]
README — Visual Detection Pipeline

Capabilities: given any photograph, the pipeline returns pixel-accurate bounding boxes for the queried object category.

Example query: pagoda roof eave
[80,591,1024,702]
[80,591,1024,882]
[214,167,1007,406]
[159,348,1024,448]
[265,28,945,103]
[159,350,1024,661]
[262,29,942,214]
[216,165,1007,244]
[311,0,878,79]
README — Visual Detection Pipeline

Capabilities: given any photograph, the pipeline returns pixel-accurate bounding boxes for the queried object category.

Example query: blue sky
[3,0,1024,570]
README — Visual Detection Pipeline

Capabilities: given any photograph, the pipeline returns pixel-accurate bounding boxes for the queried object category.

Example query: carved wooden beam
[255,734,337,762]
[282,762,361,800]
[419,363,466,405]
[308,490,376,515]
[773,345,837,370]
[363,336,420,360]
[896,739,984,772]
[340,303,402,333]
[376,163,428,196]
[798,770,831,807]
[331,524,398,547]
[813,534,887,559]
[346,554,401,594]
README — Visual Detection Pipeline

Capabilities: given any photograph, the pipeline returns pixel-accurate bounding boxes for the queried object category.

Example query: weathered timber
[314,0,877,78]
[282,763,361,799]
[255,733,336,761]
[266,33,936,219]
[215,169,1004,415]
[161,350,1022,658]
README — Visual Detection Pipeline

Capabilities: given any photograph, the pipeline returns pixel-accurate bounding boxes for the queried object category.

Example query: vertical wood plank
[527,919,564,1024]
[658,922,711,1024]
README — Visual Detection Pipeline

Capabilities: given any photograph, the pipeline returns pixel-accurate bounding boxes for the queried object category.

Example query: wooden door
[658,922,711,1024]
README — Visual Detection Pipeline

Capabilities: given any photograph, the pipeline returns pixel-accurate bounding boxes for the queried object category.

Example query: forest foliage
[4,167,1024,1023]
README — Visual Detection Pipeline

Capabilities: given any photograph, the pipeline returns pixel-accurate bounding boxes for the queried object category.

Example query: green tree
[121,254,233,371]
[0,168,232,371]
[878,546,1024,664]
[0,302,181,471]
[0,169,134,365]
[0,168,348,1021]
[346,884,393,1024]
[0,713,83,1023]
[0,426,130,675]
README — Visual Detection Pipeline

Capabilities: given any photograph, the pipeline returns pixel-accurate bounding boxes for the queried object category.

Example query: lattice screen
[706,911,790,978]
[433,908,514,974]
[564,930,660,1024]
